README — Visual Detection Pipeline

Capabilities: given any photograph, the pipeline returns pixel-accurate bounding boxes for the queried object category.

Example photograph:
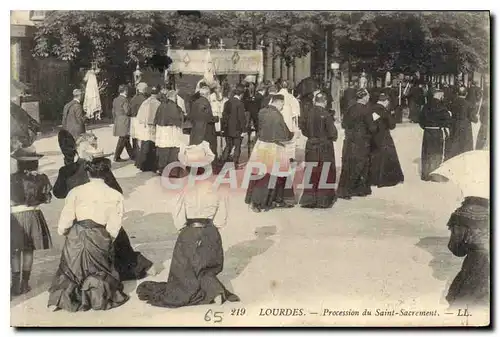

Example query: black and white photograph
[8,9,490,327]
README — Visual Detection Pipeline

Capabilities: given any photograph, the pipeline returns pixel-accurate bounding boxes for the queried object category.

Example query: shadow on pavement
[122,210,178,276]
[116,169,158,198]
[219,225,277,295]
[415,236,462,283]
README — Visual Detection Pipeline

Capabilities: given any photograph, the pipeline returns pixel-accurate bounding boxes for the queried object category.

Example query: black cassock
[299,105,338,208]
[408,86,425,123]
[447,96,477,159]
[53,158,153,281]
[189,96,218,157]
[368,103,404,188]
[419,98,452,181]
[337,102,376,199]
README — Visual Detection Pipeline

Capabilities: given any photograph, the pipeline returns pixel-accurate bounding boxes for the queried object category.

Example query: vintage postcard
[9,10,490,327]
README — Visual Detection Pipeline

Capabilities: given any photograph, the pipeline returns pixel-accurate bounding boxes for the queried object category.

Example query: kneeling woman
[136,141,240,307]
[54,131,153,281]
[48,151,129,312]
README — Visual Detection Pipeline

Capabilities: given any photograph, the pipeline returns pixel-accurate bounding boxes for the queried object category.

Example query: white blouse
[58,179,124,239]
[174,180,228,230]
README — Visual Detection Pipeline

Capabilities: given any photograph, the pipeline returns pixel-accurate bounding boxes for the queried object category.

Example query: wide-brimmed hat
[11,146,44,161]
[86,146,112,160]
[378,93,389,101]
[77,139,112,161]
[58,129,77,161]
[178,141,215,167]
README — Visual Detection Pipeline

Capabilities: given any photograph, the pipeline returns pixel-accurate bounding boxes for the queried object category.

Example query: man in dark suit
[244,82,262,135]
[113,84,134,162]
[129,82,148,157]
[221,84,247,168]
[62,89,86,140]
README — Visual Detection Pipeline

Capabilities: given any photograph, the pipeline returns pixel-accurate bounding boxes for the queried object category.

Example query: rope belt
[425,126,449,163]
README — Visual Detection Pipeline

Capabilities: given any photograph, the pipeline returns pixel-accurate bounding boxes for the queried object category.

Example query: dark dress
[419,98,452,181]
[48,219,129,312]
[337,102,376,199]
[447,96,477,159]
[11,172,53,252]
[299,105,338,208]
[136,218,239,307]
[446,197,489,309]
[53,159,153,281]
[368,103,404,187]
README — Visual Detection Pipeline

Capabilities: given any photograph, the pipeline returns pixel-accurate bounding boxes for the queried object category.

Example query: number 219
[231,308,246,316]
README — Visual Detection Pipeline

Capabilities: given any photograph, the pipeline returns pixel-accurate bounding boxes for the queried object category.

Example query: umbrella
[430,150,490,199]
[10,102,40,149]
[295,77,319,98]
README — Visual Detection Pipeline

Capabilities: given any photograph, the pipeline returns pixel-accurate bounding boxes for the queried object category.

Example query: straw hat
[178,141,215,167]
[11,146,44,161]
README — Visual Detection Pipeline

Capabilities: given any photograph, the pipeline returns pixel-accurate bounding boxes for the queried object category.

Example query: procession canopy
[168,49,264,81]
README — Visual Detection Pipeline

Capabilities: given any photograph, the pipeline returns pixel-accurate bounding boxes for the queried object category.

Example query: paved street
[10,121,488,327]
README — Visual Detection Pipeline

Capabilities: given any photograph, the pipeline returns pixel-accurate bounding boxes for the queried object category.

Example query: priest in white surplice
[278,80,301,161]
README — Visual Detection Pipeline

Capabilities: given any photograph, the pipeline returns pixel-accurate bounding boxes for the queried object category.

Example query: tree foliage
[33,10,489,77]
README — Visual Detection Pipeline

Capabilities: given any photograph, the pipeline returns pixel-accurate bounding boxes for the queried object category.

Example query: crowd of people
[10,70,489,313]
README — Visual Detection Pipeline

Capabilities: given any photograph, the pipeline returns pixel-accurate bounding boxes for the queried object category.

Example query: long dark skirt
[156,147,182,177]
[245,174,295,210]
[114,228,153,281]
[337,135,371,198]
[421,128,448,181]
[476,123,489,150]
[299,139,337,208]
[136,219,239,308]
[11,210,53,251]
[47,220,129,312]
[447,120,473,160]
[369,133,404,187]
[136,140,157,172]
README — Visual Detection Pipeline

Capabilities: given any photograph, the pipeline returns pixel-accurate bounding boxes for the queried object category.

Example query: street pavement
[10,121,489,327]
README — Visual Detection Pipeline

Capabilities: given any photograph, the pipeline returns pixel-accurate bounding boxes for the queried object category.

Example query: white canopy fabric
[168,49,264,82]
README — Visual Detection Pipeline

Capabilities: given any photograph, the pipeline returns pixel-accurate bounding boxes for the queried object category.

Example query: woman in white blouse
[136,141,240,307]
[48,152,129,312]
